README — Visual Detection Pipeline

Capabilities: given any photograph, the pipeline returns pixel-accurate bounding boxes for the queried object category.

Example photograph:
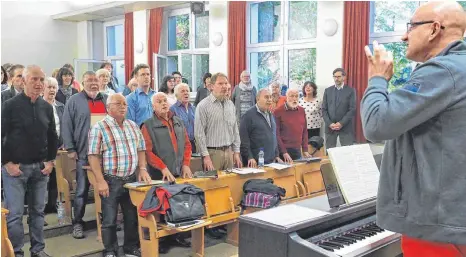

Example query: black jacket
[1,87,18,104]
[2,93,58,164]
[55,101,65,147]
[55,86,78,105]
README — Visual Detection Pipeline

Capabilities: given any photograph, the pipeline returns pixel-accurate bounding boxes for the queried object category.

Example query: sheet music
[265,163,292,170]
[327,144,379,204]
[243,204,329,227]
[231,168,266,175]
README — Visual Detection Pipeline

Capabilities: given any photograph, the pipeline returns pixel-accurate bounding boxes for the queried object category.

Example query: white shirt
[52,103,60,136]
[299,98,322,129]
[167,93,177,107]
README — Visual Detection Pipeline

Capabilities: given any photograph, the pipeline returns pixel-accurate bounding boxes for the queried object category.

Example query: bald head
[152,92,169,117]
[402,1,466,62]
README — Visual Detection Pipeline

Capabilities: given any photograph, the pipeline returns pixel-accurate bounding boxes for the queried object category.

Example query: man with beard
[232,70,257,125]
[322,68,356,150]
[274,88,311,163]
[62,71,108,239]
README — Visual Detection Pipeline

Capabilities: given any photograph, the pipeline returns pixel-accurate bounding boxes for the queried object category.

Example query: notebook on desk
[193,170,218,178]
[294,157,322,163]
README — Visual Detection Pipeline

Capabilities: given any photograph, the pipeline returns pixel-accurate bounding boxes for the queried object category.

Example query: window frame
[103,19,125,61]
[246,1,318,90]
[164,6,210,97]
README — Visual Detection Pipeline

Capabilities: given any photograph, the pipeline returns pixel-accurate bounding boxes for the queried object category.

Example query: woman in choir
[160,74,177,106]
[299,81,322,139]
[96,68,116,95]
[55,67,78,105]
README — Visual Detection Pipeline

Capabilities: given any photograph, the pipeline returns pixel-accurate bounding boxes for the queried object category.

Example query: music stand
[320,162,346,208]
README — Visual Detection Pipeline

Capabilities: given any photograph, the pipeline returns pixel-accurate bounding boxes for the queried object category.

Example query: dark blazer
[1,87,17,104]
[55,87,78,105]
[322,85,356,134]
[239,106,278,164]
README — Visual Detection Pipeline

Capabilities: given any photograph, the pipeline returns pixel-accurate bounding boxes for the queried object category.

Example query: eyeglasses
[406,20,445,33]
[108,102,127,107]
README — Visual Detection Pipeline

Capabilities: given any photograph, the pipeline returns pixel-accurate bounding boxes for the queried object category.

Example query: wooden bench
[203,186,241,246]
[86,168,102,242]
[1,208,14,257]
[55,150,76,223]
[126,185,211,257]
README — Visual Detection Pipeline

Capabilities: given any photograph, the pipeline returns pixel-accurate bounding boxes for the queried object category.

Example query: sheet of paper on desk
[327,144,379,204]
[265,163,292,170]
[231,168,266,174]
[125,180,165,188]
[244,204,329,227]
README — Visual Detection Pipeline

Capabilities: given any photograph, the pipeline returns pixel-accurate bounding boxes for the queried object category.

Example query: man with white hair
[88,93,149,257]
[170,83,196,152]
[140,92,192,253]
[232,70,257,125]
[240,88,282,167]
[62,71,108,239]
[2,65,57,257]
[274,88,311,163]
[42,77,65,213]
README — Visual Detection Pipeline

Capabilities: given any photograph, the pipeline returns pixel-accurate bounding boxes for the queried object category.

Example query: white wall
[1,1,78,76]
[208,2,228,74]
[133,10,148,65]
[315,1,345,97]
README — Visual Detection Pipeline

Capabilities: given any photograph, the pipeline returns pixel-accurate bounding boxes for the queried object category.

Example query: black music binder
[320,162,346,208]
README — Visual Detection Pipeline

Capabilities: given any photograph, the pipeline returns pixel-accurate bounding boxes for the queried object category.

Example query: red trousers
[402,235,466,257]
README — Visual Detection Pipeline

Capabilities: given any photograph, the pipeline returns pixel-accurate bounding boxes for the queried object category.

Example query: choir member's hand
[67,152,77,160]
[138,168,152,183]
[283,153,293,164]
[275,157,284,163]
[329,123,337,130]
[365,40,394,81]
[5,162,22,177]
[203,155,215,171]
[334,122,342,130]
[303,152,312,158]
[161,168,176,182]
[248,159,257,168]
[234,153,243,168]
[41,161,54,175]
[97,179,109,198]
[181,165,193,179]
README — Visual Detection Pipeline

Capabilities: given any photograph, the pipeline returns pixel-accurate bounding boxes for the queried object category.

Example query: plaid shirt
[88,115,146,177]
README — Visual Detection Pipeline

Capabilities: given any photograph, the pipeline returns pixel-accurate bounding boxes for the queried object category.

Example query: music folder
[320,162,346,208]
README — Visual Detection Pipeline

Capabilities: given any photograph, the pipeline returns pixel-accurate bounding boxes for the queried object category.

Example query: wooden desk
[1,209,14,257]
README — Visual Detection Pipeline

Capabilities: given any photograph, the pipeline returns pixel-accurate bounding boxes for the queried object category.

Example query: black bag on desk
[165,183,206,223]
[241,178,286,209]
[139,183,206,223]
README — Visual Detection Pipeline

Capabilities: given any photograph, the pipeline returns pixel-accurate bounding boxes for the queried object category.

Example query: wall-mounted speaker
[191,2,205,15]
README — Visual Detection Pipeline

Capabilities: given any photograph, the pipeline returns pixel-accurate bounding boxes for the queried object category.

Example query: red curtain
[342,1,370,143]
[148,7,164,89]
[228,1,247,89]
[124,12,134,85]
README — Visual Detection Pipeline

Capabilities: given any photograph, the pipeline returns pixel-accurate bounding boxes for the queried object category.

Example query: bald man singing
[361,2,466,256]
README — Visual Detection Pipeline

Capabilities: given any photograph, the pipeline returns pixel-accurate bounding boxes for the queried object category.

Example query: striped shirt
[194,94,241,156]
[88,115,146,177]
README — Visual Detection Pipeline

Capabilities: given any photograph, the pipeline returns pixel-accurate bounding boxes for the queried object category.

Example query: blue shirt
[170,100,196,141]
[126,87,156,126]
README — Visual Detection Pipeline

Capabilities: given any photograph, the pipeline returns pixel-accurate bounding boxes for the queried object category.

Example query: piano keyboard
[311,222,399,257]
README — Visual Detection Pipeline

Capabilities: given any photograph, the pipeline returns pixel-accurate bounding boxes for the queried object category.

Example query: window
[370,1,466,91]
[158,7,210,96]
[247,1,317,90]
[104,20,125,85]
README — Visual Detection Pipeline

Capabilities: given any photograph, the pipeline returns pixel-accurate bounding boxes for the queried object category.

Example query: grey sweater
[361,40,466,244]
[62,91,108,160]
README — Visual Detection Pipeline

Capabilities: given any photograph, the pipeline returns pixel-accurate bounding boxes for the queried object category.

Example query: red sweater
[273,104,308,154]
